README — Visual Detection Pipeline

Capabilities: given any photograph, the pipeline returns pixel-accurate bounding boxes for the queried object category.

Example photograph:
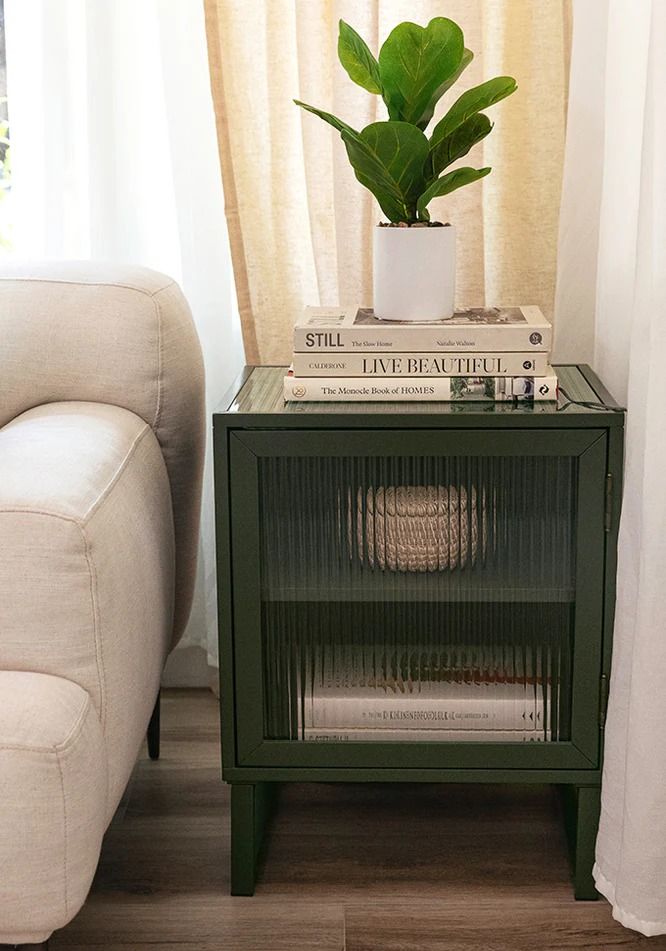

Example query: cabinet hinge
[599,673,610,729]
[604,473,613,532]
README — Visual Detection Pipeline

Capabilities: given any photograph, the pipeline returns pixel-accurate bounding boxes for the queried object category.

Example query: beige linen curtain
[205,0,571,365]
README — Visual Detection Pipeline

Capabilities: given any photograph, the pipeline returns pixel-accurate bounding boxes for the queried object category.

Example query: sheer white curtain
[555,0,666,934]
[4,0,244,682]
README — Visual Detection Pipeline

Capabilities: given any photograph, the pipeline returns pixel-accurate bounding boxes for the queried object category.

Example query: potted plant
[295,18,516,321]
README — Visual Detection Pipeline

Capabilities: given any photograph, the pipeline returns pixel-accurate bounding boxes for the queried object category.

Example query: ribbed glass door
[229,429,607,769]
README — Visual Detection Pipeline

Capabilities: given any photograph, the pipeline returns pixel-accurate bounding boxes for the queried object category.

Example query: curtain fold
[554,0,666,934]
[204,0,571,365]
[4,0,243,678]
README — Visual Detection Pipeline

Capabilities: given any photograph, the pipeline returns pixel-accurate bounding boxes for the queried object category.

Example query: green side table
[214,365,624,899]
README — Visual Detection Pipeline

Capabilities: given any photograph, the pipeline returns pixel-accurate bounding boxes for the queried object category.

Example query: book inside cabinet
[229,427,607,771]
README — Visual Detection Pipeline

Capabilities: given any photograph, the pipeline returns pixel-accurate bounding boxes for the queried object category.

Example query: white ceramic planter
[373,224,456,321]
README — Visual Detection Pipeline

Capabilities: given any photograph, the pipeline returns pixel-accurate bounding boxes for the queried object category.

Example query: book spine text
[284,372,558,402]
[305,692,546,731]
[292,352,549,377]
[293,326,552,353]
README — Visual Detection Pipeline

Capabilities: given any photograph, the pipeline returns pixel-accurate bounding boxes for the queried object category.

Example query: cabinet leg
[560,784,601,900]
[147,690,161,760]
[230,783,276,896]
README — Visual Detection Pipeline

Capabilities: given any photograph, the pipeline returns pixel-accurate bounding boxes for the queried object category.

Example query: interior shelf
[262,576,574,604]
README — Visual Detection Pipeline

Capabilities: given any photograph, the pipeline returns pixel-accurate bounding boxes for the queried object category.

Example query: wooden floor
[50,689,665,950]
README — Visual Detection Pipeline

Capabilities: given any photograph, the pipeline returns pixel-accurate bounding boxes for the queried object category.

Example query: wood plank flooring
[50,690,665,950]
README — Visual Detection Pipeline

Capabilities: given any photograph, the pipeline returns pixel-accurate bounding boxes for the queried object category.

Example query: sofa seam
[0,509,82,521]
[77,522,106,735]
[54,745,70,917]
[57,692,92,752]
[77,524,110,824]
[81,423,152,522]
[0,276,176,298]
[152,287,165,432]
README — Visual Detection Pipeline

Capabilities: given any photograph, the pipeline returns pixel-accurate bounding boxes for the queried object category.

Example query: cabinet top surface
[215,365,624,427]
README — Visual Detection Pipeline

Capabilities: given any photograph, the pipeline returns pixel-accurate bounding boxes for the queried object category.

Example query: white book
[292,351,550,378]
[284,369,558,403]
[294,306,552,353]
[313,645,549,697]
[303,727,551,743]
[304,682,548,731]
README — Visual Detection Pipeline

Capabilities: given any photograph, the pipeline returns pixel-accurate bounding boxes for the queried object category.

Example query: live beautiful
[308,355,512,375]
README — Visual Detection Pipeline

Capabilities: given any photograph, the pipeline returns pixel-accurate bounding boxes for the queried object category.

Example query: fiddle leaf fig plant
[295,18,517,224]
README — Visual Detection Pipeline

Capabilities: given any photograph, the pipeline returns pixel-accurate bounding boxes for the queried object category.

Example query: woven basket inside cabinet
[349,485,488,572]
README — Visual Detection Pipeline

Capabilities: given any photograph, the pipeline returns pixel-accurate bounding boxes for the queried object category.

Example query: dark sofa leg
[147,689,161,760]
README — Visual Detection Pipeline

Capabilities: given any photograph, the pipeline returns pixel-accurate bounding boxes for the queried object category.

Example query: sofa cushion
[0,671,107,945]
[0,402,175,810]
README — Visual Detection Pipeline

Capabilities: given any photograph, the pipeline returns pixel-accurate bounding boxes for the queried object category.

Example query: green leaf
[378,18,465,129]
[338,20,382,95]
[416,166,491,220]
[341,121,430,222]
[429,76,517,146]
[428,113,492,178]
[438,47,474,97]
[294,100,357,137]
[342,132,406,221]
[360,122,430,205]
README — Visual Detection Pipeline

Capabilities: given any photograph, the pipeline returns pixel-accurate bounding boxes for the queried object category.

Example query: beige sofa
[0,262,205,947]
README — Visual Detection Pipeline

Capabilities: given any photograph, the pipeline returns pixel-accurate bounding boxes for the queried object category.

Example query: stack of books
[284,305,556,403]
[300,681,551,743]
[298,645,552,743]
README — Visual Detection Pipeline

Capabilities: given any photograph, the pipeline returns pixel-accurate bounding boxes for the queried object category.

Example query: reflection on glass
[259,455,576,744]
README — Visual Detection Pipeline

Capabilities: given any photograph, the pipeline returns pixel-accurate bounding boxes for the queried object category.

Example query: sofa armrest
[0,401,175,810]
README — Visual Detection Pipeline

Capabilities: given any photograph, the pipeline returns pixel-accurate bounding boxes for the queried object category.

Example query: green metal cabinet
[213,365,624,898]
